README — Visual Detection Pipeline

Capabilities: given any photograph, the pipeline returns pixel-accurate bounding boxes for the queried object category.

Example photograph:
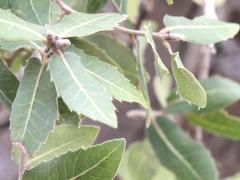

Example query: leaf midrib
[152,121,202,180]
[61,14,110,37]
[60,55,112,123]
[0,18,45,41]
[166,24,236,31]
[69,143,122,179]
[85,69,145,105]
[21,65,45,140]
[29,0,41,24]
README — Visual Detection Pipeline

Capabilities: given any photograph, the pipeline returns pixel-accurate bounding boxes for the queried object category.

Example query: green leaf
[112,0,127,14]
[126,0,140,23]
[119,140,172,180]
[58,98,80,126]
[27,125,99,169]
[49,52,117,128]
[167,76,240,114]
[0,9,46,42]
[84,34,139,84]
[135,39,151,127]
[10,55,58,154]
[166,0,174,5]
[47,12,126,38]
[69,48,147,108]
[163,15,240,44]
[171,52,206,108]
[153,75,172,108]
[144,23,169,77]
[87,0,108,13]
[152,167,176,180]
[0,0,10,9]
[9,0,51,25]
[0,59,19,109]
[22,139,126,180]
[187,111,240,140]
[148,116,218,180]
[0,40,43,51]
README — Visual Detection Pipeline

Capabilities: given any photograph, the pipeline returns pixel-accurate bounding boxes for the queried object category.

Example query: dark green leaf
[187,111,240,140]
[148,116,218,180]
[22,139,126,180]
[87,0,107,13]
[0,0,10,9]
[58,98,81,126]
[0,59,19,109]
[85,34,139,84]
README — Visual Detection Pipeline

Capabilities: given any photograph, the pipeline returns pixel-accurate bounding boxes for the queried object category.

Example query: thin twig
[126,109,164,119]
[55,0,76,14]
[54,0,182,42]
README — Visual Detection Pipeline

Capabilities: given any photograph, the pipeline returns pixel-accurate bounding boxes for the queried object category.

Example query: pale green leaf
[0,9,46,42]
[47,12,126,38]
[49,52,117,128]
[69,48,147,108]
[152,167,176,180]
[27,125,99,169]
[58,98,80,126]
[163,15,240,44]
[10,56,58,154]
[144,23,169,77]
[135,39,151,127]
[192,0,225,6]
[226,173,240,180]
[112,0,127,14]
[171,52,206,108]
[0,59,19,109]
[85,34,139,84]
[0,40,43,51]
[148,116,218,180]
[167,76,240,114]
[166,0,174,5]
[119,140,164,180]
[22,139,126,180]
[126,0,140,22]
[9,0,51,25]
[153,75,172,108]
[187,111,240,140]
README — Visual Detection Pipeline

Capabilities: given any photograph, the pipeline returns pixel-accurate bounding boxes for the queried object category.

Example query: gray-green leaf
[47,12,126,38]
[70,48,147,108]
[148,116,218,180]
[167,76,240,114]
[0,59,19,109]
[163,15,240,44]
[171,52,206,108]
[10,56,58,154]
[27,125,99,169]
[0,0,10,9]
[22,139,126,180]
[49,52,117,128]
[0,9,46,42]
[9,0,51,25]
[144,23,169,77]
[187,111,240,140]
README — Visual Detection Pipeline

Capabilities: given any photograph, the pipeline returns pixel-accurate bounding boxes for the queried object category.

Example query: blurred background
[0,0,239,179]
